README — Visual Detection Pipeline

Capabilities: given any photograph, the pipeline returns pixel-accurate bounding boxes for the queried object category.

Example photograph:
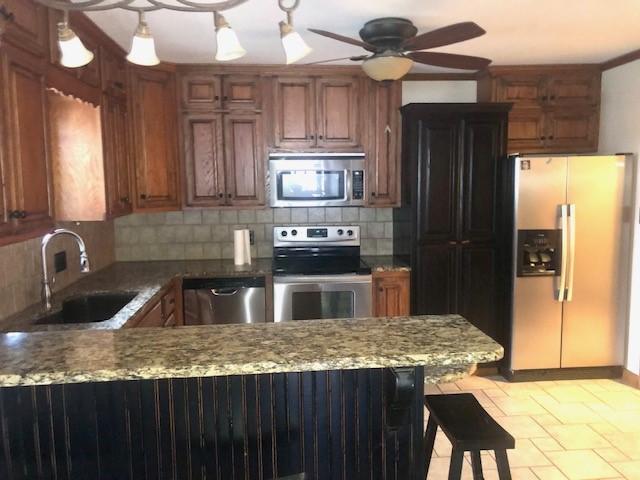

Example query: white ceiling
[86,0,640,73]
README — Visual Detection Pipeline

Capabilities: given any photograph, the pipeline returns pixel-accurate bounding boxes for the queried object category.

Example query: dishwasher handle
[211,288,239,296]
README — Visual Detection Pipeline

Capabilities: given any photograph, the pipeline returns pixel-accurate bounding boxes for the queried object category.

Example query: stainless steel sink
[34,292,137,325]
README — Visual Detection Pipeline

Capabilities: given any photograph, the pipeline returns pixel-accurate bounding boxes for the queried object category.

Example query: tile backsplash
[115,207,394,262]
[0,221,115,320]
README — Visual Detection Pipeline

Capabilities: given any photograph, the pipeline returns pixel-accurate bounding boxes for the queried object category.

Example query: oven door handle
[274,274,372,284]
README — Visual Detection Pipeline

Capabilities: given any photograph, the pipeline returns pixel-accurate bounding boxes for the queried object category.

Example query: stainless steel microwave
[269,153,365,207]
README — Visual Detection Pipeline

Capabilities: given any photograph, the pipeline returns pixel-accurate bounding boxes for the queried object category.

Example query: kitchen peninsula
[0,314,501,479]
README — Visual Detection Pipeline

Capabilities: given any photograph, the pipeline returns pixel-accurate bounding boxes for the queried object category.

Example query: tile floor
[425,376,640,480]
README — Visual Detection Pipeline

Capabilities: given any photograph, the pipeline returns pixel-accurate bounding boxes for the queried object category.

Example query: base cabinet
[373,271,410,317]
[127,280,183,328]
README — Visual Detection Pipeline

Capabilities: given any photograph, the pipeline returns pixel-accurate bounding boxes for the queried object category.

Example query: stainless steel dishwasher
[182,277,266,325]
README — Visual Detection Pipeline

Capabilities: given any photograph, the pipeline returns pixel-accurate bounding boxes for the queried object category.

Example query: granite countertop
[0,314,502,387]
[363,256,411,272]
[0,259,273,332]
[1,257,410,332]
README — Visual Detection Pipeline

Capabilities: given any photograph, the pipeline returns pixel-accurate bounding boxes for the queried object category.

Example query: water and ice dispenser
[516,230,561,277]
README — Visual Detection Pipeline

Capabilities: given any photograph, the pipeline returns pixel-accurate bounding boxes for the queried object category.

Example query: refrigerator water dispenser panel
[517,230,561,277]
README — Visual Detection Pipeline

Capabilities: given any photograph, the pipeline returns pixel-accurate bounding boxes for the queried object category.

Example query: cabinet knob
[218,193,224,198]
[8,210,20,219]
[371,192,376,197]
[541,95,548,101]
[379,288,384,292]
[223,95,228,101]
[20,211,27,218]
[0,6,14,21]
[550,95,556,101]
[120,196,129,203]
[214,95,220,100]
[318,135,323,140]
[548,135,554,140]
[227,193,232,198]
[448,241,457,245]
[461,240,471,245]
[540,136,547,141]
[140,193,147,200]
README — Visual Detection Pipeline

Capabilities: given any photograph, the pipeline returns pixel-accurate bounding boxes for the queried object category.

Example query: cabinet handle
[114,81,124,89]
[8,210,20,219]
[223,96,228,101]
[379,288,384,292]
[448,241,457,245]
[540,136,547,140]
[541,95,548,101]
[461,240,471,245]
[318,135,323,140]
[550,95,556,100]
[548,135,554,140]
[371,192,376,197]
[140,193,147,200]
[214,95,219,100]
[20,211,27,219]
[218,193,224,198]
[120,196,130,203]
[227,193,232,198]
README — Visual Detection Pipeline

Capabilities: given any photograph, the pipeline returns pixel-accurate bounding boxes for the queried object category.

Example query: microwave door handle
[344,169,350,201]
[556,204,568,302]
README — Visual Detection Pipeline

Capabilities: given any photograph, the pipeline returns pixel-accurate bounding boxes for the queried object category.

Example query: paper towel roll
[234,229,252,266]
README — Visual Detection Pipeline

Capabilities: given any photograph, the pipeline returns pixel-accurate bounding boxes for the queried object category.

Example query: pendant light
[278,0,312,64]
[127,11,160,66]
[57,10,94,68]
[214,12,246,61]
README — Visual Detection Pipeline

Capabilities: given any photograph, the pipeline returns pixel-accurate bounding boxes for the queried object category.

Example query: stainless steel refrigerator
[509,155,634,372]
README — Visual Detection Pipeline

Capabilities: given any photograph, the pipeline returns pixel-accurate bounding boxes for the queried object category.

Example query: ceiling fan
[307,18,491,81]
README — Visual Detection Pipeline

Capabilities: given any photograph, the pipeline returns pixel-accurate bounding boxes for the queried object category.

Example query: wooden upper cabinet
[545,108,599,152]
[546,73,600,107]
[1,0,48,56]
[273,76,316,149]
[183,113,226,207]
[373,271,410,318]
[366,80,401,206]
[0,45,53,233]
[103,94,132,217]
[315,76,360,148]
[130,67,181,210]
[182,74,222,110]
[222,75,261,110]
[477,66,601,154]
[495,74,546,108]
[224,113,265,206]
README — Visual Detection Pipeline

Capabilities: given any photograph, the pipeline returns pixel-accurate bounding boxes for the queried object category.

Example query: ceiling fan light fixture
[57,11,94,68]
[214,12,246,62]
[362,54,413,81]
[127,11,160,66]
[280,21,312,64]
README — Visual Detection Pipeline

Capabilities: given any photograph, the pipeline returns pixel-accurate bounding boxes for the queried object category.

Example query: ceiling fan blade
[308,28,377,52]
[303,55,369,66]
[406,51,491,70]
[403,22,486,51]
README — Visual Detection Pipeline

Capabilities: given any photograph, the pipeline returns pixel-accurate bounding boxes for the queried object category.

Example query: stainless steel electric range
[272,225,372,323]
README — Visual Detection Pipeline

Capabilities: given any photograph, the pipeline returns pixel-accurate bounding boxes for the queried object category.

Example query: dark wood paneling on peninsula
[0,368,425,480]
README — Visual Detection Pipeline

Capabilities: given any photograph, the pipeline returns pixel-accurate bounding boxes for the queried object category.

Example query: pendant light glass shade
[57,14,94,68]
[214,13,246,61]
[362,54,413,81]
[279,21,312,64]
[127,12,160,66]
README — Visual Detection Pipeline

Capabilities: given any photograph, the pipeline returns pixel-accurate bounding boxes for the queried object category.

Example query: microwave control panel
[352,170,364,200]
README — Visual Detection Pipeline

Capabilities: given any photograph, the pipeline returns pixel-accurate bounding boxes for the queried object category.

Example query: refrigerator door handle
[556,204,569,302]
[566,204,577,301]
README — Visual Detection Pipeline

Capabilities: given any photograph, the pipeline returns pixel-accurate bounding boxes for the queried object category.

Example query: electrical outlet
[54,251,67,273]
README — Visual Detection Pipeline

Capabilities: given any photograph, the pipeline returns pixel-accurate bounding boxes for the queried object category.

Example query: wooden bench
[424,393,515,480]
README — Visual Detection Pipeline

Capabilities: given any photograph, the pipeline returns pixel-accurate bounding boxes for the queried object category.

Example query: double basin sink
[34,293,137,325]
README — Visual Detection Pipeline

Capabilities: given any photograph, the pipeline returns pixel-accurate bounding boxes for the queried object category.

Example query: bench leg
[470,451,484,480]
[495,450,512,480]
[424,416,438,475]
[448,448,464,480]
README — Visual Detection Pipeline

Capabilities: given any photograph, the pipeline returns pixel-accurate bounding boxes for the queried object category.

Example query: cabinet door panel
[273,77,315,149]
[316,77,360,148]
[459,246,501,342]
[373,272,410,317]
[366,80,401,206]
[183,113,226,207]
[547,72,600,107]
[100,47,127,96]
[496,75,546,107]
[462,118,503,242]
[2,46,52,232]
[224,113,265,206]
[546,108,598,152]
[414,245,457,315]
[416,119,459,243]
[103,95,132,217]
[506,108,546,153]
[2,0,47,56]
[130,68,180,210]
[223,75,261,110]
[181,74,221,110]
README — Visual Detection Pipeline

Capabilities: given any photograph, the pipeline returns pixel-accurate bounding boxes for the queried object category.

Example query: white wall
[599,59,640,374]
[401,80,477,105]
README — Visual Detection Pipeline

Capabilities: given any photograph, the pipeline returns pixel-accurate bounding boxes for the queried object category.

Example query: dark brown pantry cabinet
[393,104,512,349]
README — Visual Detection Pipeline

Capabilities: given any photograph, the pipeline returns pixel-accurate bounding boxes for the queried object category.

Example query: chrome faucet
[41,229,91,310]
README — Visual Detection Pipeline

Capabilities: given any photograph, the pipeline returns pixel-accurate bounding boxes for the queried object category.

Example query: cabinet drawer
[182,74,222,110]
[136,300,163,327]
[222,75,261,110]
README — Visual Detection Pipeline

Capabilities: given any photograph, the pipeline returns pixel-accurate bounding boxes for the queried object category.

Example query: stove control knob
[281,231,288,237]
[347,229,354,236]
[291,229,298,236]
[337,229,344,236]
